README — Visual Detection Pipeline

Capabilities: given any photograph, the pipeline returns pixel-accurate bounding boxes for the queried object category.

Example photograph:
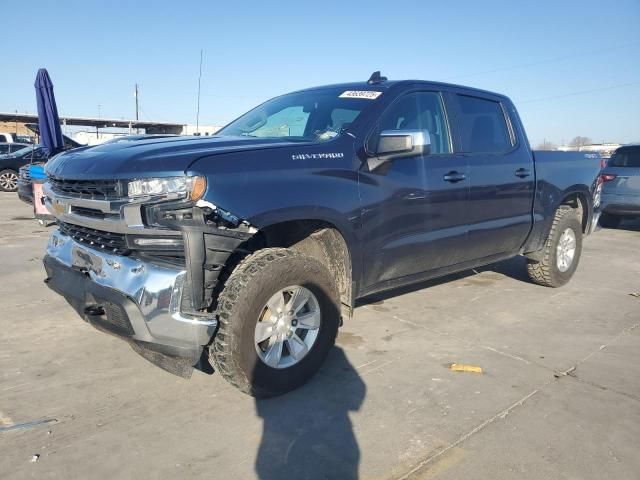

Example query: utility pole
[196,50,203,135]
[134,83,139,134]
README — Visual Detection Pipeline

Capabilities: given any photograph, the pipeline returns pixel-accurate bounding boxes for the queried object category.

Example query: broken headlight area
[143,199,256,233]
[125,234,185,259]
[142,200,257,312]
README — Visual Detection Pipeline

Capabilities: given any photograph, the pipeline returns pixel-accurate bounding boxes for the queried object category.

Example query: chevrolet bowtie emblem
[52,201,65,215]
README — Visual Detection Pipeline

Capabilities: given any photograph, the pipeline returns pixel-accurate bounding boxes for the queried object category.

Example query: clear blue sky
[3,0,639,146]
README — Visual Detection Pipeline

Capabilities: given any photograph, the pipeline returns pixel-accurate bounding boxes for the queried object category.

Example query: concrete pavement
[1,192,638,479]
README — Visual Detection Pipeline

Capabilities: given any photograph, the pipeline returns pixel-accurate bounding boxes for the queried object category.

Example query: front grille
[49,177,121,199]
[101,301,135,336]
[70,206,120,220]
[58,221,130,255]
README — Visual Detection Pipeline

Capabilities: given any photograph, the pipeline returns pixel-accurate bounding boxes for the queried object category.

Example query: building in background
[0,112,224,146]
[557,143,621,159]
[72,123,223,146]
[181,124,224,137]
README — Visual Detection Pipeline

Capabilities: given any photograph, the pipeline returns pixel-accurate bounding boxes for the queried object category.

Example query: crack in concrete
[396,389,540,480]
[567,371,640,403]
[381,313,640,479]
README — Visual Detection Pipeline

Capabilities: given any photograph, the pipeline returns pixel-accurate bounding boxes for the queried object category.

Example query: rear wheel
[210,248,340,397]
[0,169,18,192]
[526,206,583,287]
[599,213,621,229]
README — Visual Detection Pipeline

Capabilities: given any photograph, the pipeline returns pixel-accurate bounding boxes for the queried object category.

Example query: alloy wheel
[254,285,321,369]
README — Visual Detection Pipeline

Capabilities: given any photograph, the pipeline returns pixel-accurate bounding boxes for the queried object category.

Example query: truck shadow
[602,218,640,232]
[254,346,365,480]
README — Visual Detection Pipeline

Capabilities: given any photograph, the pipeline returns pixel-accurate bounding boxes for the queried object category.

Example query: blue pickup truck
[42,73,601,396]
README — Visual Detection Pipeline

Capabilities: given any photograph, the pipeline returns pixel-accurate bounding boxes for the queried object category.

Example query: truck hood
[45,135,307,179]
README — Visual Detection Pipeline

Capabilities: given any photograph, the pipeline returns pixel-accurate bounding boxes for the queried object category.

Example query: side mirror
[369,129,431,170]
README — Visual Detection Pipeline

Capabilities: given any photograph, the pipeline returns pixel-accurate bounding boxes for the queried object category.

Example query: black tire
[526,206,583,287]
[210,248,340,397]
[0,169,18,192]
[599,213,621,229]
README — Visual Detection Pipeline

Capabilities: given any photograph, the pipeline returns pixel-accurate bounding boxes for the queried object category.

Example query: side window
[330,108,360,131]
[370,92,451,155]
[455,95,513,153]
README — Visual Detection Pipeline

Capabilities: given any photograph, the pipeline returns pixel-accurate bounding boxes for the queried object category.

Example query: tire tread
[526,206,578,287]
[209,248,311,396]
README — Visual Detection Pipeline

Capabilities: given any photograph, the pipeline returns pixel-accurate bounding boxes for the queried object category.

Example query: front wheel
[210,248,340,397]
[0,169,18,192]
[526,206,583,287]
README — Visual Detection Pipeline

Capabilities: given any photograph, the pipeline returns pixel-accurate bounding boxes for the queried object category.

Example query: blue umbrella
[34,68,64,156]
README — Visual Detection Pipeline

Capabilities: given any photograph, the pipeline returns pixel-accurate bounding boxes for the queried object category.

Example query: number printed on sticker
[339,90,382,100]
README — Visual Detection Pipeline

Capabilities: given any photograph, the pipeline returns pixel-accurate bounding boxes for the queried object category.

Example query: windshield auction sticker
[339,90,382,99]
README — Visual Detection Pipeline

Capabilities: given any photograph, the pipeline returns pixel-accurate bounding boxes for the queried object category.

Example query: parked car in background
[0,132,31,143]
[18,163,47,204]
[42,74,602,396]
[599,144,640,228]
[0,145,48,192]
[0,142,30,155]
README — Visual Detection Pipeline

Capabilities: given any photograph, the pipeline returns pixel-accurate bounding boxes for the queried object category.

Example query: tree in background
[536,140,557,150]
[569,136,592,148]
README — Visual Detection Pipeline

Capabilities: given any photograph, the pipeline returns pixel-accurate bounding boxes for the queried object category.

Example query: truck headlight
[127,176,206,201]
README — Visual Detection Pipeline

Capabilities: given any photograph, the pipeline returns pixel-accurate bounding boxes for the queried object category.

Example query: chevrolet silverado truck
[42,72,602,397]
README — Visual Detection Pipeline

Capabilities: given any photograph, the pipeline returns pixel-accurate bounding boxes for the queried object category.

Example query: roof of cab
[291,78,510,101]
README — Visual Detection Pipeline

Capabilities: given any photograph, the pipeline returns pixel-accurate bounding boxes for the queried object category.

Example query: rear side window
[455,95,513,153]
[609,148,640,168]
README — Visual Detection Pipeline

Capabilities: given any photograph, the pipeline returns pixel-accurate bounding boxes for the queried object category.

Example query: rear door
[446,93,534,260]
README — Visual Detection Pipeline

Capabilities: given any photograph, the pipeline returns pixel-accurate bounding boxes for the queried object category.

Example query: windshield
[217,88,381,142]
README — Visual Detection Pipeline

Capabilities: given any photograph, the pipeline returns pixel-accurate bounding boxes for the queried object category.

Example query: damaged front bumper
[42,178,259,375]
[43,230,217,374]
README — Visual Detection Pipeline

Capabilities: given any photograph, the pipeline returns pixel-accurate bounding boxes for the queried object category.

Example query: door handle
[515,168,531,178]
[443,171,466,183]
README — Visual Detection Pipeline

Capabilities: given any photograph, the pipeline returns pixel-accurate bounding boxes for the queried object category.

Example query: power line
[516,80,640,104]
[446,41,638,82]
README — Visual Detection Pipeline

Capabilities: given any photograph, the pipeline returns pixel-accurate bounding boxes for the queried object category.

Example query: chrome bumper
[44,229,216,360]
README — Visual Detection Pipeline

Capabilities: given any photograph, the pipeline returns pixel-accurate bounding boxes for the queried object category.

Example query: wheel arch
[215,216,356,318]
[559,190,591,234]
[524,186,592,259]
[256,219,354,314]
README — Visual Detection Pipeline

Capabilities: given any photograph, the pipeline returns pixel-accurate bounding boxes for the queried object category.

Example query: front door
[359,91,470,290]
